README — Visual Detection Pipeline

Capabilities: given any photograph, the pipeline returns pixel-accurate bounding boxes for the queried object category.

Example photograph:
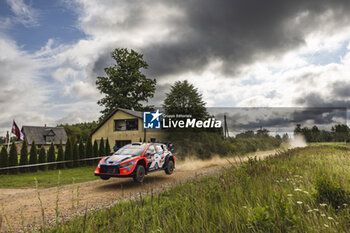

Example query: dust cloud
[175,135,307,171]
[177,156,235,170]
[287,135,307,148]
[176,151,274,171]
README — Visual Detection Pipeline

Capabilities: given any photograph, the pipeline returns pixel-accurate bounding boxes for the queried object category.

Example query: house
[91,108,166,150]
[22,126,68,150]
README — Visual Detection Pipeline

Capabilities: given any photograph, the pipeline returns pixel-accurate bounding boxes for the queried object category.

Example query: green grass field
[0,166,98,188]
[47,146,350,232]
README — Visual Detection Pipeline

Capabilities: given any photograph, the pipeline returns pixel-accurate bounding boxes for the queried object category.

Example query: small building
[91,108,166,151]
[22,126,68,150]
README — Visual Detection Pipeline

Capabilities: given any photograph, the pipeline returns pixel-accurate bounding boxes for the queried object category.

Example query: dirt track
[0,151,275,232]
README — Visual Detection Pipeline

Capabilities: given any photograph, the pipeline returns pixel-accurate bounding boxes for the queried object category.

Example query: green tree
[9,141,18,174]
[96,48,156,121]
[301,127,312,142]
[320,130,333,142]
[72,139,79,167]
[47,142,56,170]
[282,133,289,142]
[236,130,255,138]
[29,141,38,172]
[99,138,105,156]
[38,146,47,171]
[59,121,98,141]
[78,137,85,166]
[19,139,28,173]
[333,124,350,142]
[294,124,302,136]
[85,137,93,166]
[311,125,320,142]
[0,146,8,174]
[275,134,282,141]
[93,140,99,164]
[57,140,64,169]
[65,137,73,168]
[105,138,111,155]
[256,128,269,138]
[163,80,208,120]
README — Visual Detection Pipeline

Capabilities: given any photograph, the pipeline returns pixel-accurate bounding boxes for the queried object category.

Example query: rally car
[94,142,175,183]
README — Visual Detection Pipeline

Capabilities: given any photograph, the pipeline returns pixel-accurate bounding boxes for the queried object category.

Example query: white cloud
[6,0,39,27]
[64,81,101,100]
[0,36,54,134]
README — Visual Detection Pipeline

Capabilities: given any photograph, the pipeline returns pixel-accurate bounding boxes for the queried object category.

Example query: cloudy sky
[1,0,350,135]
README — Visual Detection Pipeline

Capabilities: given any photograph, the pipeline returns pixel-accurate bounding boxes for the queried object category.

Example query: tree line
[294,124,350,142]
[0,137,111,175]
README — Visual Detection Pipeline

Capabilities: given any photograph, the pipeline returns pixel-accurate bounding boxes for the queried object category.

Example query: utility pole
[224,115,229,139]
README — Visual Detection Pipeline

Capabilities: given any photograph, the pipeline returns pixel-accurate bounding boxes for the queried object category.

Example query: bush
[72,139,79,167]
[19,139,28,173]
[38,146,47,171]
[93,140,99,164]
[65,138,73,168]
[315,174,349,209]
[105,138,111,155]
[85,137,93,166]
[79,137,85,166]
[99,138,105,157]
[47,142,56,170]
[57,140,64,169]
[0,145,8,174]
[9,141,18,174]
[29,141,38,172]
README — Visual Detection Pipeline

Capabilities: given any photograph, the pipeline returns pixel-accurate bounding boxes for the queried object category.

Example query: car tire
[133,165,145,183]
[165,160,174,175]
[100,176,110,180]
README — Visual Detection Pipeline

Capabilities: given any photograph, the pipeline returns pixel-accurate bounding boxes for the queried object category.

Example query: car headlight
[97,157,107,168]
[120,160,135,167]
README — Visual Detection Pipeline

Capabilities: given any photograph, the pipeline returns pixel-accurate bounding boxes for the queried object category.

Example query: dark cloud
[295,92,350,108]
[88,51,115,80]
[149,83,171,106]
[141,0,350,77]
[211,107,346,132]
[332,81,350,98]
[89,0,350,79]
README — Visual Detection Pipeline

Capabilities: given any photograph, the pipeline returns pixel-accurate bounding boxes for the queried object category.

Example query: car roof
[129,142,166,146]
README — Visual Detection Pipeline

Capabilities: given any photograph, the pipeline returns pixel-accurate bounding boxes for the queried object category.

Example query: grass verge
[0,166,98,188]
[48,146,350,232]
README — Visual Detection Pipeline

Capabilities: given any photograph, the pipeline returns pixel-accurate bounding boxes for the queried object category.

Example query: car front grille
[100,165,120,174]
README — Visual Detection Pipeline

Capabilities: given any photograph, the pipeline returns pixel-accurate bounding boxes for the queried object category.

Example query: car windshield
[114,145,146,156]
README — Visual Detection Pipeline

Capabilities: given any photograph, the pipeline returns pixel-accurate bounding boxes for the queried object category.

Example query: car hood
[105,154,135,165]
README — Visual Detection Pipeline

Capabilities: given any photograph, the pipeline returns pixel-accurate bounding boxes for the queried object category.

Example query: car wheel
[165,160,174,175]
[100,175,110,180]
[133,165,145,183]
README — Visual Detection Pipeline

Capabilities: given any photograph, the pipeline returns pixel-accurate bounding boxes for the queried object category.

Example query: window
[155,145,163,153]
[115,140,132,148]
[115,145,147,156]
[114,119,138,131]
[146,145,155,154]
[150,138,156,142]
[45,129,56,143]
[45,136,55,143]
[161,145,168,152]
